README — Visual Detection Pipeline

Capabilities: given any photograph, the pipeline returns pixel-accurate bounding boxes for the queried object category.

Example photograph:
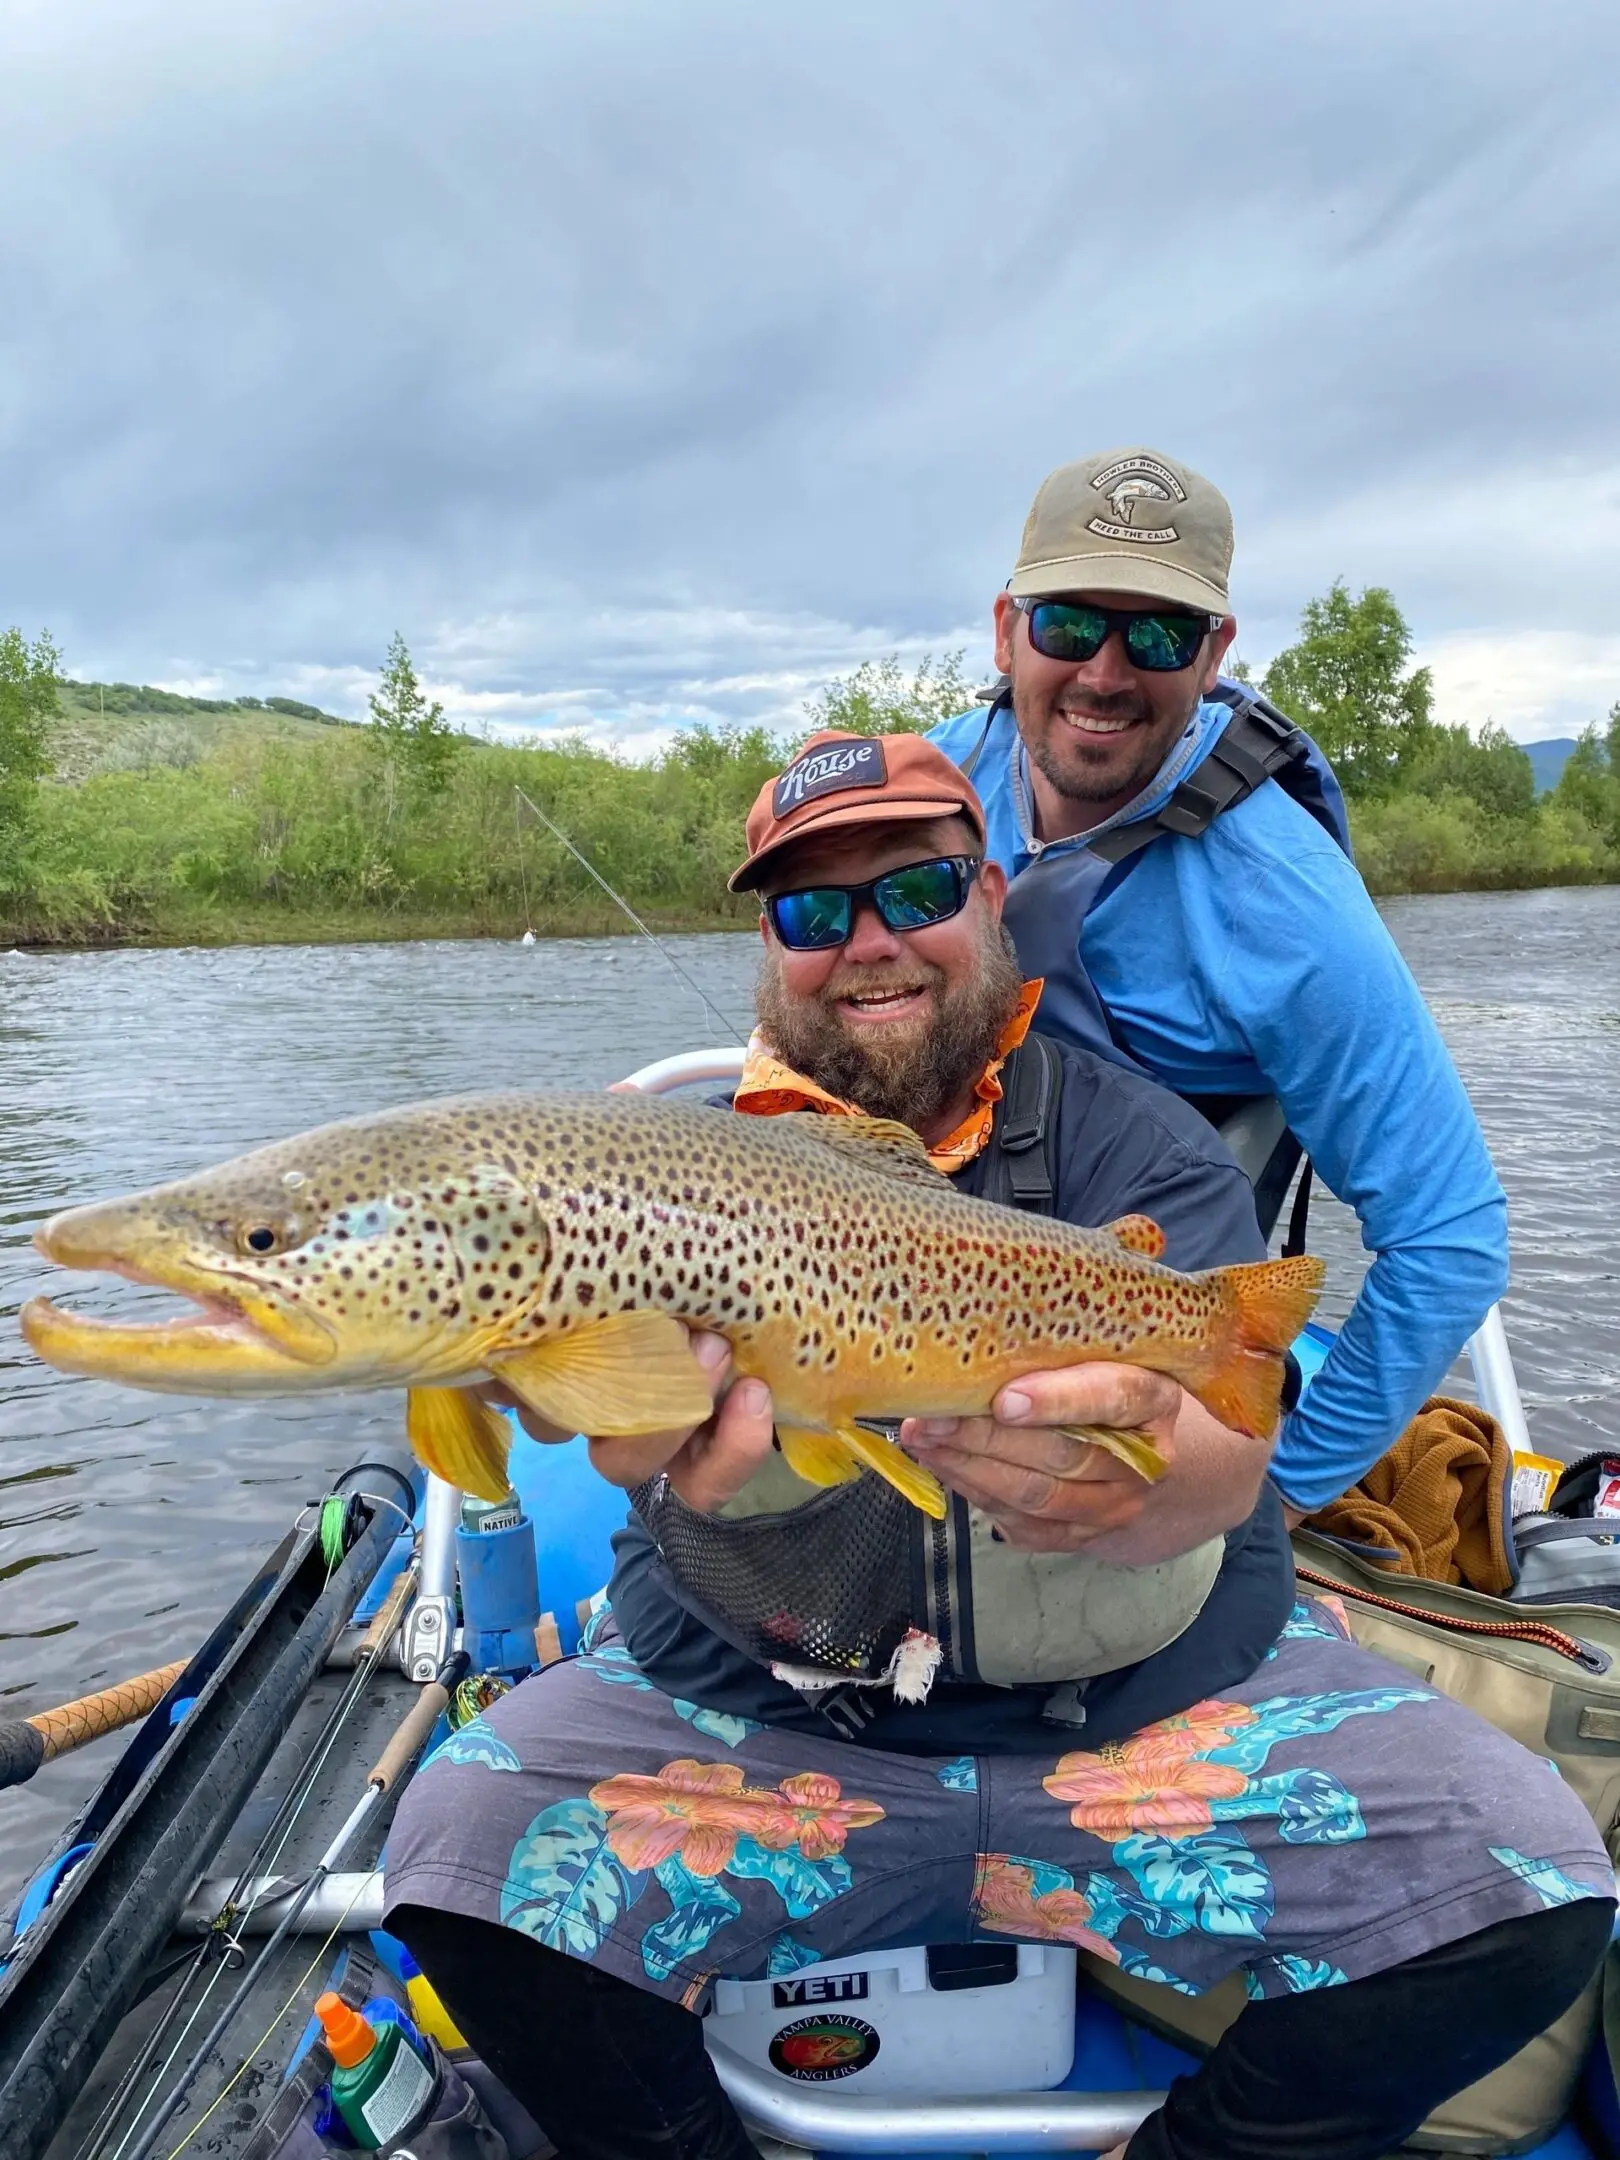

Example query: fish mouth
[23,1216,336,1391]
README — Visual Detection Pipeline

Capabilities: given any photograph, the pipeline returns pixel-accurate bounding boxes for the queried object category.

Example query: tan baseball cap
[1009,446,1233,613]
[729,730,986,893]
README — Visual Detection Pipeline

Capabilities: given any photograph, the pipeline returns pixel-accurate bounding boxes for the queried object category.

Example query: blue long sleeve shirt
[929,700,1509,1509]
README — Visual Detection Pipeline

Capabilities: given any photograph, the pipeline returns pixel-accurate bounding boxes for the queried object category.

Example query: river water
[2,889,1618,1898]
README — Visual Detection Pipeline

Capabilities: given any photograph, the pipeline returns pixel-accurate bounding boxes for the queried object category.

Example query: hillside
[49,679,357,783]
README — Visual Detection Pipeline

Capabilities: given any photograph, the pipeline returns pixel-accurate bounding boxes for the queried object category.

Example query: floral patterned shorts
[384,1598,1615,2012]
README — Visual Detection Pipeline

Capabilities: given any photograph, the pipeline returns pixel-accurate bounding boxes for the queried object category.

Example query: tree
[1554,718,1620,846]
[801,651,973,744]
[1262,581,1433,798]
[1409,721,1535,822]
[368,633,458,807]
[0,627,61,890]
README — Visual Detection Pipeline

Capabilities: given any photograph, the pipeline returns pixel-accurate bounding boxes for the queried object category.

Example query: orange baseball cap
[729,730,988,893]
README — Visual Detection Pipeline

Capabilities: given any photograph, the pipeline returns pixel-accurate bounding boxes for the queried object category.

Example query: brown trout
[21,1092,1324,1518]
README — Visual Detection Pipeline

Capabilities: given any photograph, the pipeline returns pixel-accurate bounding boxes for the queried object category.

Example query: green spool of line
[318,1495,350,1571]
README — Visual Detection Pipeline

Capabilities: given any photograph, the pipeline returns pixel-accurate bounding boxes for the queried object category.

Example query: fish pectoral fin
[791,1112,947,1186]
[776,1424,864,1488]
[1056,1424,1170,1483]
[488,1312,715,1437]
[1102,1213,1166,1260]
[835,1421,946,1518]
[407,1387,513,1502]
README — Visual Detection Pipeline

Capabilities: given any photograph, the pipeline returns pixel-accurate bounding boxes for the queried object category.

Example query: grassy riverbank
[2,723,1616,951]
[2,614,1618,948]
[0,715,777,947]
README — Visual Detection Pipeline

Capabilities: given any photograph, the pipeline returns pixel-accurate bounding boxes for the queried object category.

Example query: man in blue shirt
[929,446,1508,1515]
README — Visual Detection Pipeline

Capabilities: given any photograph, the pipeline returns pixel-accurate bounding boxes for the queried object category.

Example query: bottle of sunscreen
[316,1991,436,2150]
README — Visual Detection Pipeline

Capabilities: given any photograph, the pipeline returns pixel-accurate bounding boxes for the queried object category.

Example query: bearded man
[385,734,1610,2160]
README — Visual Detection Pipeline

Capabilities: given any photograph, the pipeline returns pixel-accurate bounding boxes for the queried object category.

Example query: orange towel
[1305,1395,1515,1596]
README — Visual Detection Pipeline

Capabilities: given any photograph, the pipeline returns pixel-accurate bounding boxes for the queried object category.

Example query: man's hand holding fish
[470,1327,780,1516]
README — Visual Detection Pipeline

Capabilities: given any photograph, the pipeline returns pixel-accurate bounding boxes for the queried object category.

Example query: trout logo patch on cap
[1086,454,1187,545]
[772,738,886,817]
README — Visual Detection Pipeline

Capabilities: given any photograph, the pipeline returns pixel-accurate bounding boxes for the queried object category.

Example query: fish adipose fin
[792,1113,948,1186]
[488,1311,714,1436]
[1057,1424,1169,1482]
[407,1387,513,1502]
[777,1425,863,1488]
[1194,1254,1327,1438]
[1103,1214,1166,1260]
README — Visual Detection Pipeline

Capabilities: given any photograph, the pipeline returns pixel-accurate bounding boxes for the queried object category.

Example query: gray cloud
[3,0,1618,747]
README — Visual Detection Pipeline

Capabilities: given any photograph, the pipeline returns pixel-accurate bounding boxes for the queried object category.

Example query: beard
[755,909,1026,1132]
[1016,677,1194,807]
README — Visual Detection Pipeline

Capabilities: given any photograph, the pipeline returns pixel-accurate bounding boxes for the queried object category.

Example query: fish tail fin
[407,1385,513,1502]
[833,1422,947,1519]
[777,1424,864,1489]
[1190,1255,1326,1438]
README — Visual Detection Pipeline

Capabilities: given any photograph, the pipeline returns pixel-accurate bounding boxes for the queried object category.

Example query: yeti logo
[772,738,886,817]
[1087,455,1185,545]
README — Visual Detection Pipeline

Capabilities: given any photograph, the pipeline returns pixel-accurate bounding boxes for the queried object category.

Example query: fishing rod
[511,784,746,1045]
[79,1563,422,2160]
[116,1644,468,2160]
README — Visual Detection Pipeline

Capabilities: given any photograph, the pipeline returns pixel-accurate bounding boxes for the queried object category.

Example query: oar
[0,1660,190,1791]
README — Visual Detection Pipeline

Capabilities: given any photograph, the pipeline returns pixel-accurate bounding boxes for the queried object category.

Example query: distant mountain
[1524,737,1579,795]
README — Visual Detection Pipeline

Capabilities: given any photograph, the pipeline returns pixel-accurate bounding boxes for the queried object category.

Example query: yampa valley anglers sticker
[768,2011,881,2081]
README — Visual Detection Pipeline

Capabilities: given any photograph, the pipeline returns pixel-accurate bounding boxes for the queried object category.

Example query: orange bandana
[734,980,1044,1174]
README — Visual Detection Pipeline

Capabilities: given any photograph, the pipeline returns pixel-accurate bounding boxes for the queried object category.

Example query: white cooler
[705,1942,1078,2096]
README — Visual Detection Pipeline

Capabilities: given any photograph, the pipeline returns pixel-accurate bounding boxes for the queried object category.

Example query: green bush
[3,631,1616,947]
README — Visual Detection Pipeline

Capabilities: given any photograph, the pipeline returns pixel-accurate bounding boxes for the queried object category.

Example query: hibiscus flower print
[1044,1701,1257,1840]
[974,1854,1121,1962]
[589,1759,884,1878]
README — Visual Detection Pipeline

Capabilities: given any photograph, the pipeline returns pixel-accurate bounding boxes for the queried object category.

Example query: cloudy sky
[3,0,1618,752]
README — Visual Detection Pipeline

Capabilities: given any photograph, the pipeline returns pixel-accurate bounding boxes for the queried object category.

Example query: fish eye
[242,1224,282,1255]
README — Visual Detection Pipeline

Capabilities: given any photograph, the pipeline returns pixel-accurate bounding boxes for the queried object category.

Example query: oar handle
[0,1659,191,1791]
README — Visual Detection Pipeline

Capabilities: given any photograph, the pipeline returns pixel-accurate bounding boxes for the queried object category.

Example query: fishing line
[90,1568,409,2160]
[317,1495,349,1573]
[513,789,535,938]
[512,784,746,1044]
[157,1869,377,2160]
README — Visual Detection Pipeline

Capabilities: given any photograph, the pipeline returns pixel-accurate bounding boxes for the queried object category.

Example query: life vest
[963,680,1351,1236]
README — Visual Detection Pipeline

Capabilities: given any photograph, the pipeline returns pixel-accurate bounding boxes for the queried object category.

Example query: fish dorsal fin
[488,1311,714,1437]
[792,1112,947,1187]
[1103,1213,1166,1259]
[407,1387,514,1503]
